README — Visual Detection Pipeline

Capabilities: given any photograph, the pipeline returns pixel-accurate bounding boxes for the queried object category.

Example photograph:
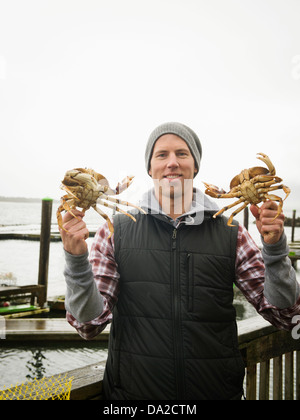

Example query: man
[61,122,300,400]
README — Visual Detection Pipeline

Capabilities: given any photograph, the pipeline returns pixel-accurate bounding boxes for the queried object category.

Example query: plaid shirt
[67,220,300,340]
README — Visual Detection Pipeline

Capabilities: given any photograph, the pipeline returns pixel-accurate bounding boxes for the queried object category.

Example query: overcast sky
[1,0,300,216]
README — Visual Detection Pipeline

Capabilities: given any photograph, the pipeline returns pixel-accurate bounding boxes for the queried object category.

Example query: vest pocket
[186,253,194,312]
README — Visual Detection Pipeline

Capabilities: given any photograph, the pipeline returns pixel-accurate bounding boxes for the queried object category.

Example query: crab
[203,153,290,226]
[57,168,146,238]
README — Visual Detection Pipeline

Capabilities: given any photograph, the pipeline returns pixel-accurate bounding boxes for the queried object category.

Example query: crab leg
[257,184,291,200]
[97,199,137,222]
[251,175,282,185]
[92,205,114,239]
[263,194,284,221]
[203,182,241,199]
[57,205,65,231]
[227,202,249,227]
[57,198,80,232]
[270,185,291,201]
[254,179,282,190]
[213,198,245,219]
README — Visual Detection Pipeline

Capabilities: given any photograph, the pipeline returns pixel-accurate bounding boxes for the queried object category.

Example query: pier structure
[1,316,300,400]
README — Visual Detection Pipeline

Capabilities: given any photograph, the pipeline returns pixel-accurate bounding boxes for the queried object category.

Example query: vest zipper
[186,253,193,312]
[171,228,185,398]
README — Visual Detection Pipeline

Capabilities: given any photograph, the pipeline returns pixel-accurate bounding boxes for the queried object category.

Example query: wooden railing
[2,316,300,400]
[238,316,300,400]
[61,316,300,400]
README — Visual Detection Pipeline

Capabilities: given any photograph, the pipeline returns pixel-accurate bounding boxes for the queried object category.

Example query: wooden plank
[0,285,45,296]
[296,351,300,400]
[246,364,257,400]
[243,330,300,366]
[68,362,106,400]
[259,360,270,400]
[0,286,20,292]
[273,356,283,400]
[285,352,294,400]
[238,316,276,346]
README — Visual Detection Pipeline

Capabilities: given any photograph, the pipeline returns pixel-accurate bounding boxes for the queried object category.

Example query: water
[0,341,107,389]
[0,200,299,391]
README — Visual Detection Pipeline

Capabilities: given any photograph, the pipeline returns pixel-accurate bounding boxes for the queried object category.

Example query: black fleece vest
[103,213,245,400]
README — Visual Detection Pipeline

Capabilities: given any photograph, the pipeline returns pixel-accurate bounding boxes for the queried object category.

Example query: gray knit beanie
[145,122,202,177]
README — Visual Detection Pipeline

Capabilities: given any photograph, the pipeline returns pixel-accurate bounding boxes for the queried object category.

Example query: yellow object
[0,374,73,400]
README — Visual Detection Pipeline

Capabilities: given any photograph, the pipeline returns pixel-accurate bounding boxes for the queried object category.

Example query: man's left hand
[250,201,285,245]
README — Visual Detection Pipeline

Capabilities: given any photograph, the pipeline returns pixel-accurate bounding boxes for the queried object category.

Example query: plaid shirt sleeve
[235,224,300,331]
[66,221,119,340]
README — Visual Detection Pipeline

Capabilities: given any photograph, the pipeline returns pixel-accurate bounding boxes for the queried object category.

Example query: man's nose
[167,153,179,168]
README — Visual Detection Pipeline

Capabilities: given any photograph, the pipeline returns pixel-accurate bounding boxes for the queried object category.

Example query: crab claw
[203,182,226,196]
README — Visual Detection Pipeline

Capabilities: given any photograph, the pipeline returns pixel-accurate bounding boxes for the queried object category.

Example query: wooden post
[38,198,53,307]
[291,210,296,243]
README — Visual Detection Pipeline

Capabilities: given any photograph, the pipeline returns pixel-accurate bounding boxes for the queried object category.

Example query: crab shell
[229,166,270,189]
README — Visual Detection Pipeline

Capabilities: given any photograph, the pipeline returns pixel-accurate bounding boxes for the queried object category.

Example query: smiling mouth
[164,174,182,180]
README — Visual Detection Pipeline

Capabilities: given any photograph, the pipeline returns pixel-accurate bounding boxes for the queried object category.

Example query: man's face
[149,134,197,202]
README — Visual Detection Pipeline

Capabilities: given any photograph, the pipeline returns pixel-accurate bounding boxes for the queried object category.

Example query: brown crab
[57,168,146,238]
[203,153,290,226]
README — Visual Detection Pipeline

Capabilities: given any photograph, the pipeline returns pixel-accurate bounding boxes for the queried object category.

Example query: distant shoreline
[0,196,59,203]
[0,197,298,227]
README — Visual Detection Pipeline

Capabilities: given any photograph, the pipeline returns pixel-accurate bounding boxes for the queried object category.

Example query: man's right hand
[59,208,89,255]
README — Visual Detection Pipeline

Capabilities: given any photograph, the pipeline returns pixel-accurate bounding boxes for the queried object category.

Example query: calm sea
[0,200,299,390]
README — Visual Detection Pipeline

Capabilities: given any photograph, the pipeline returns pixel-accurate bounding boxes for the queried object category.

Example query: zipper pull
[172,229,177,250]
